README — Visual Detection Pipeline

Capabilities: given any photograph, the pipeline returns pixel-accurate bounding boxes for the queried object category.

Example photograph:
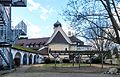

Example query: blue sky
[12,0,71,38]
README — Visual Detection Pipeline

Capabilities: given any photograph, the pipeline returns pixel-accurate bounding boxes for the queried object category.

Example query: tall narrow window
[65,48,67,51]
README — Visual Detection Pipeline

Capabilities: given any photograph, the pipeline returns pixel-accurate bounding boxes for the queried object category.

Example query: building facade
[16,21,91,60]
[0,0,38,70]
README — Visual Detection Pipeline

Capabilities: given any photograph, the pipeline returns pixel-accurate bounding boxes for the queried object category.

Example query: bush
[44,57,51,63]
[91,57,101,63]
[51,59,60,63]
[62,58,70,63]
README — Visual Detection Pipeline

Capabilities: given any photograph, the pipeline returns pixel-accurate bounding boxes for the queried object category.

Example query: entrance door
[29,54,32,64]
[23,54,27,65]
[14,52,21,67]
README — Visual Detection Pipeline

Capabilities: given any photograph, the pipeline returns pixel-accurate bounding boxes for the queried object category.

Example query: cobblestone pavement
[1,64,120,77]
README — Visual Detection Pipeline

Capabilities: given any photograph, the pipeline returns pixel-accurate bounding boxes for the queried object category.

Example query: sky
[11,0,71,38]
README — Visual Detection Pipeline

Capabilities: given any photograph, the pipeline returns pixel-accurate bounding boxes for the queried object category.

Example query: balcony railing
[0,48,9,67]
[0,0,12,6]
[12,0,27,7]
[0,5,10,43]
[0,0,27,7]
[0,5,9,25]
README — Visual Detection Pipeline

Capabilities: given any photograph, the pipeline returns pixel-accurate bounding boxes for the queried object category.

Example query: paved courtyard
[1,64,120,77]
[2,72,120,77]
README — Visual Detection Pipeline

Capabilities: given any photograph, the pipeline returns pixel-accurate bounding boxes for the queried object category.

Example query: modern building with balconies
[0,0,28,70]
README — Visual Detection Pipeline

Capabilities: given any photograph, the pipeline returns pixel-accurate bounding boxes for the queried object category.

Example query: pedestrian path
[0,65,31,76]
[14,65,31,73]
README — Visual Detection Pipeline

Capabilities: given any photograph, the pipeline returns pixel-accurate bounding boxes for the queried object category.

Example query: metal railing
[0,49,9,67]
[0,5,9,25]
[12,0,27,6]
[0,5,10,43]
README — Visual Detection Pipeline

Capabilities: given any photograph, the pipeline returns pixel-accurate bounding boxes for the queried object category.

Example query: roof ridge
[25,37,50,40]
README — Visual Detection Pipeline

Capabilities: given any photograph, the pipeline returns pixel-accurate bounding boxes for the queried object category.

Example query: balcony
[0,0,27,7]
[12,0,27,7]
[0,0,11,6]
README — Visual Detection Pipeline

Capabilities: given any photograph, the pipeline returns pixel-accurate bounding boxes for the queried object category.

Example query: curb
[104,71,120,75]
[0,69,15,76]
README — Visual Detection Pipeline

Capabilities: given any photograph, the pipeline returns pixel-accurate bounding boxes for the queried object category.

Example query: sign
[52,53,59,58]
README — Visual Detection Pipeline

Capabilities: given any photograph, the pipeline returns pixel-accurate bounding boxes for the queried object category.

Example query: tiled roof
[15,36,84,55]
[16,36,84,47]
[16,37,50,46]
[69,36,84,44]
[37,47,48,55]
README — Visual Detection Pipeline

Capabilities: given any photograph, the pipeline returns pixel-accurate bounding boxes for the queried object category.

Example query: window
[26,45,29,48]
[36,44,39,47]
[30,45,33,47]
[78,43,80,46]
[65,48,67,51]
[77,42,81,47]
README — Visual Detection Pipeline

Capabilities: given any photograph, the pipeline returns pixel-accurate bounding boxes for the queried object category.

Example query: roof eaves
[12,44,37,53]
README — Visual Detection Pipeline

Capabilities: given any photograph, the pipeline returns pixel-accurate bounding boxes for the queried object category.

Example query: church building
[16,21,87,59]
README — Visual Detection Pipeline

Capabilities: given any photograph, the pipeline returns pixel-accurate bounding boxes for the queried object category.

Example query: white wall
[77,47,91,51]
[49,44,70,51]
[70,45,77,51]
[11,48,43,65]
[1,47,43,67]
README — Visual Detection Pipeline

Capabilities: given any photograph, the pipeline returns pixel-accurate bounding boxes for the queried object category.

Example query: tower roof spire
[54,20,62,28]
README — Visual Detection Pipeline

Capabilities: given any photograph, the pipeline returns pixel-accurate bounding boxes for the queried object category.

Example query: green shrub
[62,59,70,63]
[44,57,51,64]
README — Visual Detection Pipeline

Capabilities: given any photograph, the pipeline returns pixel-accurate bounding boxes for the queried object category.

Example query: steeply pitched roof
[46,25,72,45]
[50,31,68,44]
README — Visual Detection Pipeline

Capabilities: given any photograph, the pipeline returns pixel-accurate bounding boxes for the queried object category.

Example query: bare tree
[62,0,120,44]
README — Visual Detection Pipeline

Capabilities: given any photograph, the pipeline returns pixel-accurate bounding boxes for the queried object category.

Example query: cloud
[27,22,41,38]
[27,0,53,20]
[27,0,40,12]
[40,7,53,20]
